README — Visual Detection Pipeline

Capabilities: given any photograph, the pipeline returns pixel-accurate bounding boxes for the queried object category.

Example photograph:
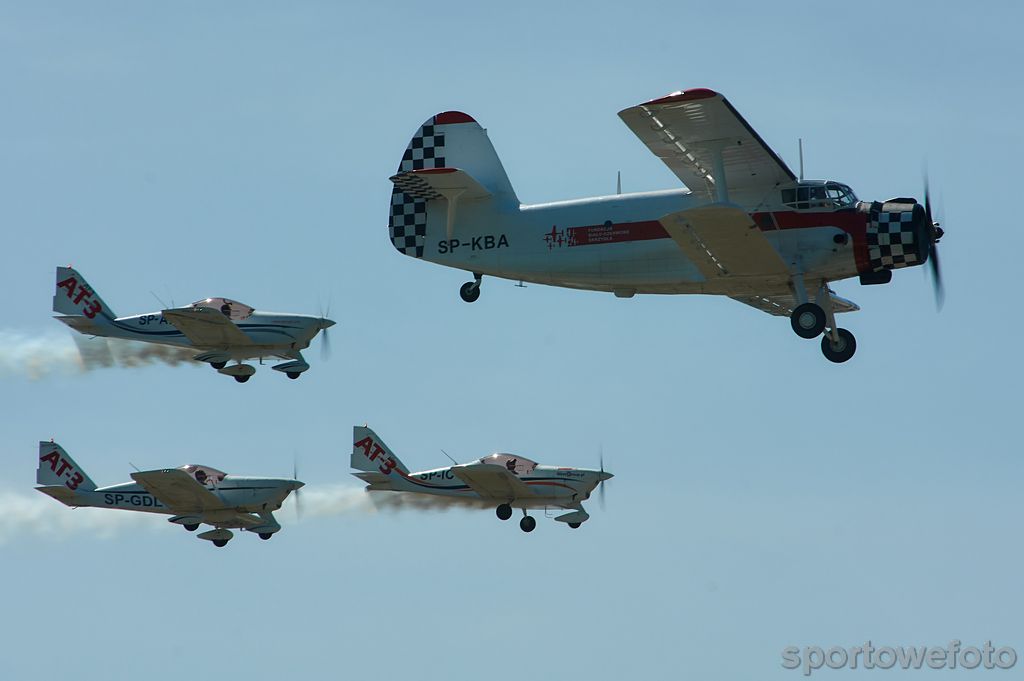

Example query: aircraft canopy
[478,453,537,475]
[178,464,227,485]
[780,181,858,211]
[191,297,253,321]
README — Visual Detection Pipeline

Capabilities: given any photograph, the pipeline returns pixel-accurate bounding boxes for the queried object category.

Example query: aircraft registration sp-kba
[52,266,335,382]
[35,441,304,547]
[387,88,945,363]
[351,426,612,532]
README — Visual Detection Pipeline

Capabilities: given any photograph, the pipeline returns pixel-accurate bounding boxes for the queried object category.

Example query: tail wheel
[790,303,826,338]
[460,281,480,303]
[519,516,537,533]
[496,504,512,521]
[821,328,857,363]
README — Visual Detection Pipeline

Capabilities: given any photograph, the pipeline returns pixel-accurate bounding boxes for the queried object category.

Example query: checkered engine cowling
[863,200,928,272]
[388,119,446,258]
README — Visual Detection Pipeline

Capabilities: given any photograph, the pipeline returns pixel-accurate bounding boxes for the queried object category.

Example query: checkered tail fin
[388,111,518,258]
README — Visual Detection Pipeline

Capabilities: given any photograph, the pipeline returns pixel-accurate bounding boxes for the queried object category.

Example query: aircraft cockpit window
[782,182,858,210]
[191,297,254,321]
[478,453,537,475]
[179,464,227,485]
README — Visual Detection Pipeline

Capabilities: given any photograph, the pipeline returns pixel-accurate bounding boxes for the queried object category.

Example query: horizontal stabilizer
[35,485,81,506]
[389,167,492,203]
[353,471,392,488]
[54,315,106,335]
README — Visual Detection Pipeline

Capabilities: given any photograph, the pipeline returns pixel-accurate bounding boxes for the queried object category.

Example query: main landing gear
[459,273,483,303]
[496,504,537,532]
[788,278,857,363]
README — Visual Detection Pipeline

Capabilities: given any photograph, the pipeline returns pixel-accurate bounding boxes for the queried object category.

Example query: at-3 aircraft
[351,426,612,532]
[35,441,304,547]
[386,89,944,363]
[52,266,335,382]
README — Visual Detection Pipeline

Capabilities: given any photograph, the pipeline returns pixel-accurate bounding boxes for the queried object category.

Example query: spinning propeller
[923,175,945,310]
[317,298,335,361]
[597,448,610,510]
[292,458,304,519]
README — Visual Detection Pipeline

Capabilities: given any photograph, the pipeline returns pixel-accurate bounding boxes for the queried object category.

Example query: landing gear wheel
[184,523,199,532]
[568,522,581,529]
[213,539,229,547]
[496,504,513,521]
[210,361,227,370]
[519,516,537,533]
[821,328,857,363]
[286,372,301,380]
[459,281,480,303]
[790,303,826,339]
[259,533,273,540]
[234,375,250,383]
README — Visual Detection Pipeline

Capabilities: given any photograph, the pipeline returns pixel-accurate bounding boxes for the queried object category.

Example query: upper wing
[659,204,790,279]
[451,464,536,501]
[161,307,253,347]
[618,88,795,199]
[130,469,225,512]
[731,292,860,318]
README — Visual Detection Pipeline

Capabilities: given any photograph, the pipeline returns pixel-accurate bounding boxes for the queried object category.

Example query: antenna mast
[798,138,804,181]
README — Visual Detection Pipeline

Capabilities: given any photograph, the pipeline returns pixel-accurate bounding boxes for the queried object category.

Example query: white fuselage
[373,465,604,511]
[69,476,295,525]
[416,189,863,296]
[94,310,322,360]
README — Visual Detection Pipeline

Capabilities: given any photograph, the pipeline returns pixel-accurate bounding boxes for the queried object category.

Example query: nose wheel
[459,273,482,303]
[496,503,512,520]
[519,515,537,533]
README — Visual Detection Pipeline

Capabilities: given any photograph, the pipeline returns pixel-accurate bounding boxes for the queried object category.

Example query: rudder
[37,441,97,492]
[352,426,410,477]
[53,266,116,321]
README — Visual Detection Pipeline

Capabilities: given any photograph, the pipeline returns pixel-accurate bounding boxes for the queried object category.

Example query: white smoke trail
[0,488,164,545]
[293,484,493,519]
[0,484,491,545]
[0,330,197,380]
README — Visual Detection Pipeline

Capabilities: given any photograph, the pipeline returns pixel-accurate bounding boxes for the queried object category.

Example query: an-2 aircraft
[35,441,304,547]
[386,89,944,363]
[351,426,612,532]
[52,266,335,381]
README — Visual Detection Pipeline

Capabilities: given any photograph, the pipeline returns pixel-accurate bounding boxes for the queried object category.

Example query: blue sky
[2,2,1022,678]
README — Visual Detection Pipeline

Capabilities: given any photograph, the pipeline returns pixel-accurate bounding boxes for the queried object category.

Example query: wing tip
[643,88,719,106]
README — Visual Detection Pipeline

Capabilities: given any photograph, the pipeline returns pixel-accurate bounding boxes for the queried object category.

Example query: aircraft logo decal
[544,221,669,249]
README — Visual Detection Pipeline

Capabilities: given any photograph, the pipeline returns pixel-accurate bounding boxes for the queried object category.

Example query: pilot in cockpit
[506,458,517,473]
[194,468,207,484]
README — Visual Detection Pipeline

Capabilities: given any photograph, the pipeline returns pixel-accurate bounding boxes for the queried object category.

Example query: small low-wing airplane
[52,266,335,381]
[351,425,612,532]
[35,441,304,547]
[386,89,945,363]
